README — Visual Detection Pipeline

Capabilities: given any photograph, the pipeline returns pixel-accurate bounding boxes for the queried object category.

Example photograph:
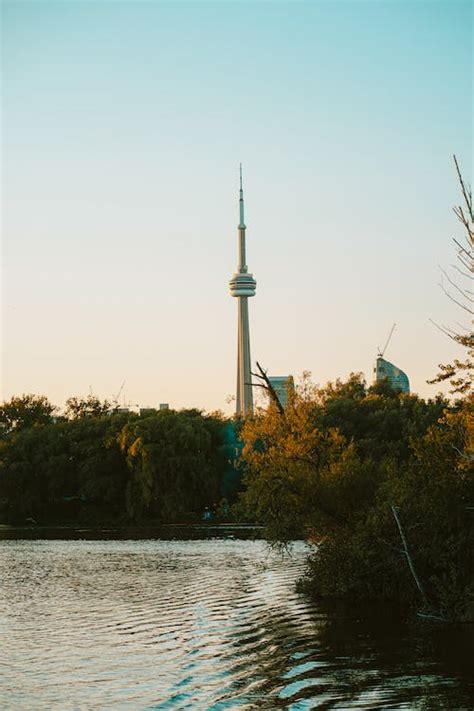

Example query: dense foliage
[1,380,473,621]
[0,394,56,434]
[239,375,474,621]
[0,397,239,526]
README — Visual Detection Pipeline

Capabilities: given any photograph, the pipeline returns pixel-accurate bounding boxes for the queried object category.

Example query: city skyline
[2,0,472,413]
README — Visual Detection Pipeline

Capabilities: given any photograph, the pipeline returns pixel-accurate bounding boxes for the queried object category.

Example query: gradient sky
[2,0,472,413]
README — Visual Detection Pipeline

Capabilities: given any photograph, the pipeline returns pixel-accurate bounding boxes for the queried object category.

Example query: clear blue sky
[2,0,472,412]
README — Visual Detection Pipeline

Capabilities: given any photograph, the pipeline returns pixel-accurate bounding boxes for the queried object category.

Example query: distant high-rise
[374,357,410,393]
[268,376,294,409]
[229,166,256,416]
[373,324,410,393]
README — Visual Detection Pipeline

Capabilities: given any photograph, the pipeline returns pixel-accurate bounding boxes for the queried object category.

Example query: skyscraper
[374,357,410,393]
[268,376,294,409]
[229,166,257,415]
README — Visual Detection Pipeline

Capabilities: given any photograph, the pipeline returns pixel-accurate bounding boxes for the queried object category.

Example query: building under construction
[373,324,410,393]
[374,357,410,393]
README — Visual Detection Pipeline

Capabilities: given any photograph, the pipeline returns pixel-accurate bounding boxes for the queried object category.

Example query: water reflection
[0,539,472,709]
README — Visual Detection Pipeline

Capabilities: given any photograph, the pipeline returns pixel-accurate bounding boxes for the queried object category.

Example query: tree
[0,394,55,436]
[239,374,473,619]
[429,155,473,395]
[0,398,234,526]
[0,421,73,522]
[239,374,389,542]
[0,413,132,525]
[64,394,111,419]
[118,410,222,522]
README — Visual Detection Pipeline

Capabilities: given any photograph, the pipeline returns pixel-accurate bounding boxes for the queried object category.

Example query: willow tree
[118,410,221,522]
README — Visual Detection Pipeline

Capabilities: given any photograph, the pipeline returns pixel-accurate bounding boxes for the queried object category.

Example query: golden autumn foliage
[238,374,474,619]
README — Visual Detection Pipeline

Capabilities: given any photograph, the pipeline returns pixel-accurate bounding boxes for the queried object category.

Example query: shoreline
[0,522,265,540]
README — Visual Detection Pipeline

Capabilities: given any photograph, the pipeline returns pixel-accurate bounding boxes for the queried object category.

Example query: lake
[1,537,473,709]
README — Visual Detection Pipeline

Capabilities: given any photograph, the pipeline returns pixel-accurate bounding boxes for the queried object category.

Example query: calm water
[1,538,473,710]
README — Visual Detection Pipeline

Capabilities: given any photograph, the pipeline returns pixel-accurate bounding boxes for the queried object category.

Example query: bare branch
[430,155,473,394]
[454,154,473,220]
[452,238,473,262]
[453,205,473,236]
[456,257,473,275]
[452,445,474,462]
[429,318,463,342]
[454,321,471,334]
[439,267,474,303]
[439,283,474,314]
[391,505,429,607]
[450,264,473,280]
[251,361,285,416]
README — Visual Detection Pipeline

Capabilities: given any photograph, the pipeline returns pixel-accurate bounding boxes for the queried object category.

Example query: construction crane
[112,381,126,408]
[377,323,396,358]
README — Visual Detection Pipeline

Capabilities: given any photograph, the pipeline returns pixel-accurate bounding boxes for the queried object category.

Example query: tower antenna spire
[239,163,245,229]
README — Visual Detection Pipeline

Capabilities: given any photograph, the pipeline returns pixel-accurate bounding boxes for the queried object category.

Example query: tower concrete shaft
[236,297,252,414]
[229,166,256,416]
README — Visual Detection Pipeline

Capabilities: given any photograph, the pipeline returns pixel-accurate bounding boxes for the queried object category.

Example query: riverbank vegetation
[0,397,240,526]
[239,375,473,620]
[2,380,472,620]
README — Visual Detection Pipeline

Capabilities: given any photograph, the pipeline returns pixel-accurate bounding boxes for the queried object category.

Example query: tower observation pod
[229,165,256,416]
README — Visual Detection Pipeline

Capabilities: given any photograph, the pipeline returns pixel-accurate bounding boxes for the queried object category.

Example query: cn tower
[229,166,257,416]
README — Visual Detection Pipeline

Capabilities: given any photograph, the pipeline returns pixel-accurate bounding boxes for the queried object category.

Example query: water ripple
[1,539,473,710]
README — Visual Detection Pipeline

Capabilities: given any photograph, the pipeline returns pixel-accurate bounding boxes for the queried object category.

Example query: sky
[1,0,472,413]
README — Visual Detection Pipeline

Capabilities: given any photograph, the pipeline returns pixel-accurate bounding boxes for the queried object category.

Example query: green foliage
[382,405,474,618]
[240,374,474,619]
[0,401,233,526]
[313,374,446,462]
[0,394,55,436]
[118,410,223,521]
[64,395,111,419]
[0,414,130,524]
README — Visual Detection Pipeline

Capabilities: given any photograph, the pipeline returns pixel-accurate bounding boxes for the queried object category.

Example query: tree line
[1,378,472,620]
[0,396,241,526]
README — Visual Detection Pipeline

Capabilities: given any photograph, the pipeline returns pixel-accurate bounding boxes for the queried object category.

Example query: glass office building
[268,376,294,408]
[374,357,410,393]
